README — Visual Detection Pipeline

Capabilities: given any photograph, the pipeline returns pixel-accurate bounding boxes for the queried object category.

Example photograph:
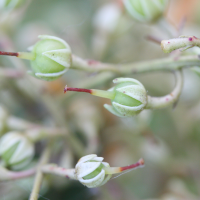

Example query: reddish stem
[120,158,144,172]
[0,51,18,57]
[64,86,92,94]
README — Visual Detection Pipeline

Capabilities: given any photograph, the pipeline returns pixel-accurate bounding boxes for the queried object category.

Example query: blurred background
[1,0,200,199]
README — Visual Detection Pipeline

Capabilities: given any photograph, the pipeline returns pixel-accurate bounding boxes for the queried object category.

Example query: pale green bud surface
[123,0,168,23]
[30,35,72,81]
[0,131,34,170]
[104,78,147,117]
[75,154,111,188]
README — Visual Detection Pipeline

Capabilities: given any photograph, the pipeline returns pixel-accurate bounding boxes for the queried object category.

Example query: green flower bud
[29,35,72,81]
[74,154,144,188]
[123,0,168,23]
[75,154,111,188]
[104,78,147,117]
[0,131,34,170]
[65,77,147,117]
[0,0,25,10]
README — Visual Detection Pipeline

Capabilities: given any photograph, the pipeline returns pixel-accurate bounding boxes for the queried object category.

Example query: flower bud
[65,78,147,117]
[0,0,25,10]
[0,131,34,170]
[75,154,144,188]
[75,154,111,188]
[104,78,147,117]
[29,35,72,81]
[123,0,168,23]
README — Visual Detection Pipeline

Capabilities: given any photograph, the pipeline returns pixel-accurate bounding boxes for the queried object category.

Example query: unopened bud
[0,35,72,81]
[29,35,72,81]
[123,0,168,23]
[75,154,144,188]
[0,131,34,170]
[65,77,147,117]
[104,78,147,117]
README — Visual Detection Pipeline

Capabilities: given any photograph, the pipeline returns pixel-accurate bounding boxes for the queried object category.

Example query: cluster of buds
[0,131,34,170]
[42,154,145,188]
[65,77,147,117]
[0,35,72,81]
[123,0,169,23]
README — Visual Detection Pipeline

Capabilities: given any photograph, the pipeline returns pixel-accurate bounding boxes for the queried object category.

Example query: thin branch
[29,143,51,200]
[42,164,75,179]
[146,70,183,109]
[161,35,200,53]
[0,167,35,181]
[71,54,200,74]
[26,127,67,142]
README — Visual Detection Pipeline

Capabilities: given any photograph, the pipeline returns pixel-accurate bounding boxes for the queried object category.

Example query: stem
[42,164,76,179]
[6,116,39,130]
[161,35,200,53]
[29,142,51,200]
[146,70,183,109]
[104,158,144,174]
[71,54,200,74]
[0,167,35,181]
[18,52,35,60]
[26,127,66,142]
[0,51,18,57]
[64,86,115,100]
[0,51,35,60]
[92,89,115,100]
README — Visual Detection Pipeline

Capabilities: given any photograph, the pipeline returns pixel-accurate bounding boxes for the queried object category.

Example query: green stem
[42,164,76,179]
[92,89,115,100]
[161,35,200,53]
[26,127,66,143]
[18,52,35,60]
[71,54,200,74]
[146,70,183,109]
[29,142,51,200]
[0,167,35,181]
